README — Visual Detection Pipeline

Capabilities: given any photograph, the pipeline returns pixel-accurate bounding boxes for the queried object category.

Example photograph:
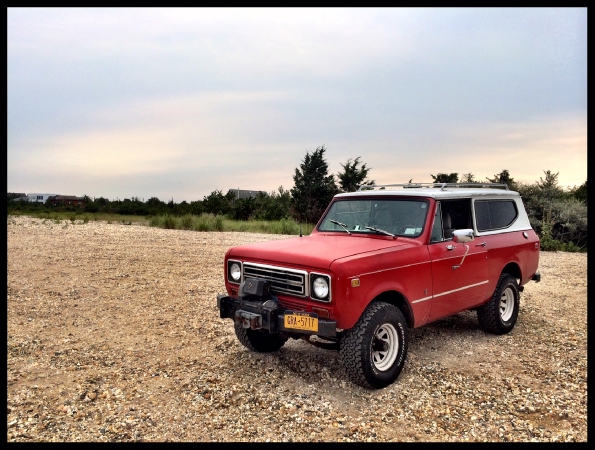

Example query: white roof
[335,187,520,200]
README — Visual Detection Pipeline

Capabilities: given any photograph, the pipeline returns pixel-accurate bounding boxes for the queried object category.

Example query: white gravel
[7,215,587,442]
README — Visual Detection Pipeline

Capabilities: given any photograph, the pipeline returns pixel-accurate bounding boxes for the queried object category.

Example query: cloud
[349,113,587,189]
[7,8,587,200]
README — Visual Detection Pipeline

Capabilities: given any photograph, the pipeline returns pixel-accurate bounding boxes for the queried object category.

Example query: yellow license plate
[284,312,318,332]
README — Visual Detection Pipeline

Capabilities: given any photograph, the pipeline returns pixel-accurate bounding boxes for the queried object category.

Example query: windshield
[318,198,429,237]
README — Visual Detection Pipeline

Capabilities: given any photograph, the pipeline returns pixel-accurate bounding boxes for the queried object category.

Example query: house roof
[50,195,84,201]
[226,189,267,199]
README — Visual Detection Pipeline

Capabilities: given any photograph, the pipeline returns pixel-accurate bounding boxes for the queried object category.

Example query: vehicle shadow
[220,309,498,393]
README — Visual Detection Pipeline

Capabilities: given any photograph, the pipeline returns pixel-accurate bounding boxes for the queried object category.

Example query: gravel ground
[7,215,587,442]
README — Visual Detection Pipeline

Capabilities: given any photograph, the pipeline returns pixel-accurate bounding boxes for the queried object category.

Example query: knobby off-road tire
[477,273,520,335]
[339,302,409,389]
[234,323,287,353]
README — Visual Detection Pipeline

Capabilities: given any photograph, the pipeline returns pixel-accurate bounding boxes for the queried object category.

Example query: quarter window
[430,202,444,243]
[475,200,518,231]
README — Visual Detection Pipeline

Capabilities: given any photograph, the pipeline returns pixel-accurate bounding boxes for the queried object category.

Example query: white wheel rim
[499,287,515,322]
[372,323,399,371]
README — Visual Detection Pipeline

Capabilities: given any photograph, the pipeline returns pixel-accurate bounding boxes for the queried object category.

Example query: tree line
[7,145,587,250]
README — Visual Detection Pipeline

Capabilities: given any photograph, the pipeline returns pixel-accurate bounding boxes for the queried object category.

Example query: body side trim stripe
[411,280,489,304]
[430,253,486,264]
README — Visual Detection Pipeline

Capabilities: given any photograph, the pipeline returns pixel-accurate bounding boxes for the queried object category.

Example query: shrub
[539,207,585,252]
[195,221,211,232]
[517,180,587,251]
[214,215,224,232]
[279,218,297,235]
[192,214,216,231]
[163,214,177,230]
[181,215,193,230]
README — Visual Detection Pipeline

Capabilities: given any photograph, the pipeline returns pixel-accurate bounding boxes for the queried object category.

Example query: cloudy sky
[7,7,587,202]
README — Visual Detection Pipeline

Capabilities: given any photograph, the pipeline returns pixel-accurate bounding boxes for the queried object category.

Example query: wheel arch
[501,262,522,282]
[369,290,414,329]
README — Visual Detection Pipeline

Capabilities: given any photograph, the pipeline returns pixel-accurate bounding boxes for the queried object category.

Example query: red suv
[217,183,541,388]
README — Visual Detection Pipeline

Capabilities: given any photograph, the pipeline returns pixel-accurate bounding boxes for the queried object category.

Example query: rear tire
[477,273,520,334]
[234,323,287,352]
[339,302,409,389]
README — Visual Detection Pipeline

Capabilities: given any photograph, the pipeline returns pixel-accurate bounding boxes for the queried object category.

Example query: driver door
[428,200,489,321]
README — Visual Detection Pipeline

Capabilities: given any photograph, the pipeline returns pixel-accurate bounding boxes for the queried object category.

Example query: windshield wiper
[330,220,351,235]
[365,226,396,239]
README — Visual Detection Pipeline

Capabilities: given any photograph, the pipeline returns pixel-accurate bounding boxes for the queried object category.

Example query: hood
[227,233,414,270]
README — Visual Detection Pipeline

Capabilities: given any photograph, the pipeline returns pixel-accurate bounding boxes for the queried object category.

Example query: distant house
[7,192,27,201]
[25,193,58,203]
[226,189,267,200]
[49,195,85,207]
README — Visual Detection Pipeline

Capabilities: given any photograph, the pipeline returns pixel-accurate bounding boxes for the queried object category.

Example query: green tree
[96,197,109,206]
[486,169,516,190]
[189,200,205,216]
[570,179,587,204]
[146,197,166,215]
[460,173,478,183]
[253,187,291,221]
[290,145,339,224]
[230,197,256,221]
[537,170,564,201]
[202,190,233,216]
[336,157,375,192]
[430,173,459,184]
[84,200,99,213]
[177,200,191,216]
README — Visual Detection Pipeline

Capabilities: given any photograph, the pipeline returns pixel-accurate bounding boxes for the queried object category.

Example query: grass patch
[8,212,316,235]
[163,214,177,229]
[141,213,313,234]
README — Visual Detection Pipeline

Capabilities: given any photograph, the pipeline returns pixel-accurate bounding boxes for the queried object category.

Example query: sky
[7,7,587,202]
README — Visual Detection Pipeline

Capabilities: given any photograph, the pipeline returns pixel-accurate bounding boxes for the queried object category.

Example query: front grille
[243,263,307,297]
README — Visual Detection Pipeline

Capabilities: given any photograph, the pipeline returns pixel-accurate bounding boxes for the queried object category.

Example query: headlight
[228,260,242,283]
[311,274,330,301]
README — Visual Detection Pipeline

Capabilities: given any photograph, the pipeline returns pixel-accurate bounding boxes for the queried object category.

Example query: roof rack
[357,182,509,192]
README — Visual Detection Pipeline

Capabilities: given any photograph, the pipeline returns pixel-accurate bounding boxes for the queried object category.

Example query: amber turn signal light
[312,306,330,318]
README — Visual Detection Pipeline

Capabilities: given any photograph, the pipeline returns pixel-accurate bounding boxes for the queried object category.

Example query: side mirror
[452,229,474,243]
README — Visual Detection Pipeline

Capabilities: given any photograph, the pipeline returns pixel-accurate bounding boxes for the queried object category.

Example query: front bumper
[217,294,337,339]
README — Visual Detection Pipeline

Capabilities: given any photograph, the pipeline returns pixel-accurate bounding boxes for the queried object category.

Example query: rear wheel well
[370,290,414,328]
[502,262,521,282]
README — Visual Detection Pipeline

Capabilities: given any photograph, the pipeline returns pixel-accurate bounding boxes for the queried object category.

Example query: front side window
[426,198,473,242]
[474,200,518,231]
[318,198,429,237]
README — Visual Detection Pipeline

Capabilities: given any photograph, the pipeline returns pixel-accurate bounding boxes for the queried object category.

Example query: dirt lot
[7,215,587,442]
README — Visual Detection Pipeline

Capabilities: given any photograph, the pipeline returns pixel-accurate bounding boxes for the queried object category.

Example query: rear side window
[474,200,518,231]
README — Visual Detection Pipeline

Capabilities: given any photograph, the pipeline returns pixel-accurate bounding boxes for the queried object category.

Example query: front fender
[331,250,433,330]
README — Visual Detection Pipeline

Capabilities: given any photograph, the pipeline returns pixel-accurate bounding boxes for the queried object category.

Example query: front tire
[339,302,409,389]
[234,323,287,352]
[477,273,520,334]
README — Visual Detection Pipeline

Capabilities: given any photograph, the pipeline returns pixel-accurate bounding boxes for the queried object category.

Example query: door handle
[476,242,487,247]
